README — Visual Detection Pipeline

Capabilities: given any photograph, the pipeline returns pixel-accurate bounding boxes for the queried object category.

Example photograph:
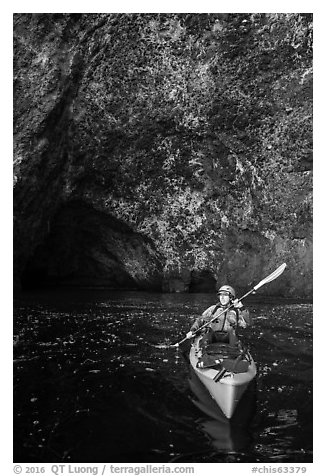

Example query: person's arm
[232,300,251,328]
[190,315,205,333]
[186,305,214,337]
[202,305,215,319]
[239,309,251,327]
[227,309,238,327]
[186,316,204,339]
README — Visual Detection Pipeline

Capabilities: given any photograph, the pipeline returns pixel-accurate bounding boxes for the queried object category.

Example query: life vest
[209,304,239,332]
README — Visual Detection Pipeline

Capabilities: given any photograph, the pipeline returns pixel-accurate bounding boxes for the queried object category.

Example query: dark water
[13,290,312,463]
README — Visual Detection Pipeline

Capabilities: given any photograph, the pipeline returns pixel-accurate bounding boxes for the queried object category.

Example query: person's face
[219,292,230,306]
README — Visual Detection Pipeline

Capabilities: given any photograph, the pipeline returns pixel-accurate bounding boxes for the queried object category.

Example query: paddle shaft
[191,286,258,336]
[175,305,233,346]
[173,263,287,347]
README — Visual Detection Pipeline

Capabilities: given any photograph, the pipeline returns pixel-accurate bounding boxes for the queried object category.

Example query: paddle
[172,262,287,348]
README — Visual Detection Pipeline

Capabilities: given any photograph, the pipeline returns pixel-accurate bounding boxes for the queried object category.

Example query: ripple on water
[14,290,312,462]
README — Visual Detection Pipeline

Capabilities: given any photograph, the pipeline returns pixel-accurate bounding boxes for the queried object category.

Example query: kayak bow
[189,336,257,418]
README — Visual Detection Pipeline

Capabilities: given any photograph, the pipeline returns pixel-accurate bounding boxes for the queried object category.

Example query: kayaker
[186,285,250,346]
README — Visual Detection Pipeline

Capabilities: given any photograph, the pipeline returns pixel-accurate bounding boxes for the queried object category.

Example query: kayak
[189,336,257,419]
[188,364,256,452]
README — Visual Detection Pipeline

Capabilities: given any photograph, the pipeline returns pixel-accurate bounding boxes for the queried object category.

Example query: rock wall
[13,14,313,297]
[21,200,163,290]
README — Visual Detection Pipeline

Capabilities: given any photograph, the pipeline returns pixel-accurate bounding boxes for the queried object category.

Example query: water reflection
[13,290,312,462]
[188,366,255,454]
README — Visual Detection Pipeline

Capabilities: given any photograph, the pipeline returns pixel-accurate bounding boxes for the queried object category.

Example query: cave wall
[13,14,313,297]
[21,200,163,290]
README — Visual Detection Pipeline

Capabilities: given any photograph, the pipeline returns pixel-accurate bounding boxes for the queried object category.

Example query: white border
[5,2,321,474]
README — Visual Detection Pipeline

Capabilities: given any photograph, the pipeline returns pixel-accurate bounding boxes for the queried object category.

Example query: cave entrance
[21,200,162,291]
[189,269,216,293]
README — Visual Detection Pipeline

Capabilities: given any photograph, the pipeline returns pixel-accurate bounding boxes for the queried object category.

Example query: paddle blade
[254,263,287,291]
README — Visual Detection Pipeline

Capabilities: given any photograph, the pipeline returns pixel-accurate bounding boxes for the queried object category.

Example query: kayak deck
[189,337,257,418]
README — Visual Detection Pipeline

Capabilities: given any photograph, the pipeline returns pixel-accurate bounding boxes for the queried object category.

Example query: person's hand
[186,331,194,339]
[232,299,243,309]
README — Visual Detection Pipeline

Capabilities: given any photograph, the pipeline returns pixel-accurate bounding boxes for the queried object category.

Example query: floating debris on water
[13,290,312,463]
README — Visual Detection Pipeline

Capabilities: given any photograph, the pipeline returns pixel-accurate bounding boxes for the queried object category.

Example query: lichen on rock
[14,13,312,297]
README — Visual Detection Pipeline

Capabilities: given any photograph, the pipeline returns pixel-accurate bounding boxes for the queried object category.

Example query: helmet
[217,285,236,299]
